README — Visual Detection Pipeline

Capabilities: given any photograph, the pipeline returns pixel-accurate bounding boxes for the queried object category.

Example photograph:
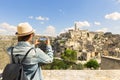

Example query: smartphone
[39,37,47,42]
[38,37,47,52]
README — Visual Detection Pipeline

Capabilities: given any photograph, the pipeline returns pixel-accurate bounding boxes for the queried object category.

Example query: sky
[0,0,120,36]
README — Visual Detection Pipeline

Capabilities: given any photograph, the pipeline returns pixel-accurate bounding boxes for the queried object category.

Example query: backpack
[2,47,33,80]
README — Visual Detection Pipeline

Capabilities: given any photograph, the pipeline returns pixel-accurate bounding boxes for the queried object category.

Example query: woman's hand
[46,38,51,45]
[34,39,40,45]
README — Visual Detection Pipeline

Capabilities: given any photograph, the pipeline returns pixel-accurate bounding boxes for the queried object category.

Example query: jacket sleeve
[35,45,53,64]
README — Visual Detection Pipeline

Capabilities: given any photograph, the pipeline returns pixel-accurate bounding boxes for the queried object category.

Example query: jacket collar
[17,41,32,47]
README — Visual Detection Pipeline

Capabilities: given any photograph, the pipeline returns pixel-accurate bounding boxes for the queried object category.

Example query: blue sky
[0,0,120,36]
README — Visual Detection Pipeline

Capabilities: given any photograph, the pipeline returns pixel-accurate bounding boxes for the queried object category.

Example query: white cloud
[0,22,16,35]
[105,12,120,20]
[94,21,101,26]
[96,28,108,32]
[45,17,49,21]
[28,16,49,25]
[44,25,56,36]
[62,26,74,33]
[116,0,120,3]
[40,22,44,24]
[59,21,90,35]
[28,16,34,19]
[60,26,74,34]
[64,26,74,31]
[36,16,44,20]
[0,22,16,31]
[0,29,6,34]
[36,16,49,21]
[75,21,90,28]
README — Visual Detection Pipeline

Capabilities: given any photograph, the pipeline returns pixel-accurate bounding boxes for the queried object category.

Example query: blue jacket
[7,41,53,80]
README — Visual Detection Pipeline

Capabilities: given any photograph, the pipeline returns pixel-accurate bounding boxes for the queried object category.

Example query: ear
[30,33,34,37]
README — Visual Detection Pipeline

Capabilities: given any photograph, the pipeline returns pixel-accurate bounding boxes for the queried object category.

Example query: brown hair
[18,34,33,41]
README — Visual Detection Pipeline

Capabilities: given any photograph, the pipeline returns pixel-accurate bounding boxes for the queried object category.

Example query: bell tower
[74,22,79,31]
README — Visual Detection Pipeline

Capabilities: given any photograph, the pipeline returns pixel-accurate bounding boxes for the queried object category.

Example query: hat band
[16,30,34,36]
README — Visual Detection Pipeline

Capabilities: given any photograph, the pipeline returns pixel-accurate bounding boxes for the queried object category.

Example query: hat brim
[16,30,35,36]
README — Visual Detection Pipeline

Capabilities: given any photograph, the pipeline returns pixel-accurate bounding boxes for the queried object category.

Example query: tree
[61,49,77,62]
[84,59,99,69]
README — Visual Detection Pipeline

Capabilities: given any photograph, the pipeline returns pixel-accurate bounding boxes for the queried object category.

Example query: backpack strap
[30,67,38,80]
[10,47,37,79]
[11,47,15,63]
[11,47,34,64]
[21,47,34,63]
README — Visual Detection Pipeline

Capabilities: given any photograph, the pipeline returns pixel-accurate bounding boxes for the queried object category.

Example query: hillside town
[53,23,120,61]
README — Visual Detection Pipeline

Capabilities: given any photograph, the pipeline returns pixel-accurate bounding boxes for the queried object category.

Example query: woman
[7,22,53,80]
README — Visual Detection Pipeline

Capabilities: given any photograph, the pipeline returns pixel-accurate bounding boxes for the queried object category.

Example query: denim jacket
[7,41,53,80]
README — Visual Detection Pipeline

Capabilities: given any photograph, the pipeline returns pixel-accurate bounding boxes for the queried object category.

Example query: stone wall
[42,70,120,80]
[0,70,120,80]
[101,56,120,69]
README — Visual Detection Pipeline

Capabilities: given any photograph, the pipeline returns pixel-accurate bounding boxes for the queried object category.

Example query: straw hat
[16,22,35,36]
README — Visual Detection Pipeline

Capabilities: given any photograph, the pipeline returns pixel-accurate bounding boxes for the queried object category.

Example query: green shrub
[71,63,84,70]
[42,59,85,70]
[84,59,99,69]
[42,59,72,70]
[61,49,77,62]
[51,59,69,69]
[41,64,52,70]
[60,40,65,43]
